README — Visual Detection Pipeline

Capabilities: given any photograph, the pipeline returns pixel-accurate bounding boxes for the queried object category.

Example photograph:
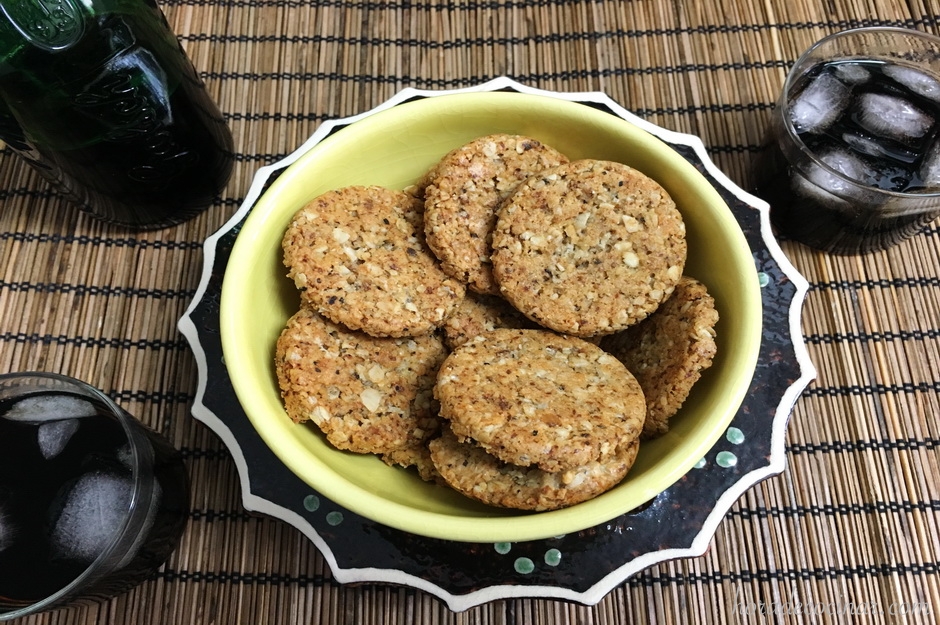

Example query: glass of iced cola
[0,372,190,619]
[755,27,940,254]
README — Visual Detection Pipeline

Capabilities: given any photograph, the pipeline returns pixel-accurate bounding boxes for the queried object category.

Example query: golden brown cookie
[601,276,719,438]
[424,134,569,295]
[275,306,447,457]
[435,328,646,472]
[381,443,441,483]
[440,290,537,350]
[282,185,465,338]
[491,159,687,337]
[429,426,640,511]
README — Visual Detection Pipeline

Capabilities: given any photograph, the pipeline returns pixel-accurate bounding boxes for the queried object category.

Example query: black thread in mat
[805,329,940,344]
[224,102,774,124]
[0,281,196,300]
[0,332,189,352]
[806,382,940,397]
[788,437,940,455]
[0,231,207,250]
[153,560,940,590]
[730,499,940,520]
[162,0,940,33]
[199,62,788,84]
[811,276,940,291]
[179,447,239,461]
[187,508,257,523]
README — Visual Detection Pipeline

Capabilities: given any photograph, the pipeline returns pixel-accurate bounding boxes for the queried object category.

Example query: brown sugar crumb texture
[275,306,448,458]
[491,159,687,337]
[424,134,569,295]
[282,185,466,338]
[602,276,719,438]
[434,328,646,473]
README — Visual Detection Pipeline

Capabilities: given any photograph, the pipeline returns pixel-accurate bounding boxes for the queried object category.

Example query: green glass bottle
[0,0,234,229]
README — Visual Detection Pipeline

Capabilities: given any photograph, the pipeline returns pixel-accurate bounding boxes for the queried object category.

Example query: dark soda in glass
[755,40,940,254]
[0,389,189,615]
[0,0,234,229]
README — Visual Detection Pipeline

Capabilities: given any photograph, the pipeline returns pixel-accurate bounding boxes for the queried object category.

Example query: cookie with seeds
[435,328,646,472]
[429,426,640,511]
[282,185,466,338]
[440,290,538,350]
[601,276,719,438]
[424,134,569,295]
[381,443,441,483]
[275,306,447,457]
[491,159,687,337]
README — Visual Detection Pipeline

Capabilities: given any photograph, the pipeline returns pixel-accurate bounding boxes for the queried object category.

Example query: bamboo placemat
[2,0,939,623]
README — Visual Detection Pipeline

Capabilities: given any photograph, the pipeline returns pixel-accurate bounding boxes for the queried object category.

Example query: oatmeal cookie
[491,159,687,337]
[381,443,441,483]
[275,306,447,457]
[424,134,569,295]
[602,276,719,438]
[282,185,465,338]
[435,328,646,472]
[441,290,537,350]
[429,426,640,511]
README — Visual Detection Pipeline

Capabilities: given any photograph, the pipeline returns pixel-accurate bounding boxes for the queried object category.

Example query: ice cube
[842,131,898,161]
[37,418,80,460]
[854,92,934,145]
[116,444,134,470]
[49,471,133,562]
[794,147,883,209]
[833,62,871,85]
[919,140,940,188]
[2,395,95,423]
[0,507,15,552]
[883,64,940,102]
[814,147,874,187]
[789,71,852,134]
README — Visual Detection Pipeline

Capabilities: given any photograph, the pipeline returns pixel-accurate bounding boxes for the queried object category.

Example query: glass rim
[0,371,147,620]
[780,26,940,200]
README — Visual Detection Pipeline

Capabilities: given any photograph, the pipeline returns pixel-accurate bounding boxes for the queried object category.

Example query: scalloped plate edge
[178,77,816,611]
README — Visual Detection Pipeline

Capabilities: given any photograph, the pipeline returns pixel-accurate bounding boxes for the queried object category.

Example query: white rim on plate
[178,77,815,610]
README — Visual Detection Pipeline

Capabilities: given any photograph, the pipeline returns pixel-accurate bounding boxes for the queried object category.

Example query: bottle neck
[0,0,86,52]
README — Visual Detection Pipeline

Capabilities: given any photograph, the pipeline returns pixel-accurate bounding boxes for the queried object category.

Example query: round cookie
[424,134,569,295]
[601,276,719,438]
[429,426,640,511]
[435,328,646,472]
[440,290,537,350]
[491,159,687,337]
[282,185,466,338]
[275,306,447,457]
[381,443,441,484]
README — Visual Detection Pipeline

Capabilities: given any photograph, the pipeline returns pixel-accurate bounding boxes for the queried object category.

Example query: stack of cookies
[276,134,719,511]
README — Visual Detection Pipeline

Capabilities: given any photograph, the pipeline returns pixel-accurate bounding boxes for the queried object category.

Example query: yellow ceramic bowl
[220,91,762,543]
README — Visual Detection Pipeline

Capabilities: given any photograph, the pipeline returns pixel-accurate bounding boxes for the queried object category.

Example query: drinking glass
[0,372,190,620]
[754,27,940,254]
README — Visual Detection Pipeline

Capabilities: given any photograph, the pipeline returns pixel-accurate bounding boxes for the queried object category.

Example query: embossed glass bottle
[0,0,234,229]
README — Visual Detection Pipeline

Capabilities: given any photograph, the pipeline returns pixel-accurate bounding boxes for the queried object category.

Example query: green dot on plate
[544,549,562,566]
[514,557,535,574]
[693,457,707,469]
[726,426,745,445]
[325,511,344,526]
[716,451,738,468]
[758,272,770,287]
[494,542,512,555]
[302,495,320,512]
